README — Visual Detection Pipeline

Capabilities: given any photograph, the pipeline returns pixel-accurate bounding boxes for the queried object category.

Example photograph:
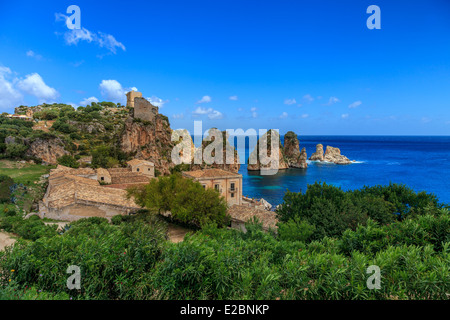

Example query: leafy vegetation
[0,207,448,300]
[276,182,445,240]
[127,173,229,228]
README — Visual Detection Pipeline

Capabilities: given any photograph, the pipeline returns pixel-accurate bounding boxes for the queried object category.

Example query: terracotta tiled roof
[45,172,140,209]
[228,205,278,231]
[183,169,241,179]
[127,159,154,167]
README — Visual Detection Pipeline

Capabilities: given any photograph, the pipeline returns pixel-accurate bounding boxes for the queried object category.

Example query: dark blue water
[236,136,450,206]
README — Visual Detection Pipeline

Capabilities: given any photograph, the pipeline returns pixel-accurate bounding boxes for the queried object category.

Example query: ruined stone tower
[126,91,142,108]
[126,91,159,122]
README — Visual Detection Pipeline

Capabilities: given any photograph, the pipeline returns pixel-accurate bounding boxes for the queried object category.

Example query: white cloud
[80,96,99,106]
[197,95,211,104]
[237,107,243,112]
[0,67,23,112]
[348,101,362,109]
[303,94,314,103]
[192,106,223,119]
[26,50,43,60]
[193,107,213,115]
[250,107,258,118]
[172,113,184,119]
[279,112,288,119]
[17,73,59,103]
[301,114,309,118]
[229,95,238,101]
[99,80,137,104]
[99,80,125,102]
[208,110,223,120]
[147,96,168,108]
[341,113,349,119]
[324,96,340,106]
[284,98,296,105]
[55,13,125,54]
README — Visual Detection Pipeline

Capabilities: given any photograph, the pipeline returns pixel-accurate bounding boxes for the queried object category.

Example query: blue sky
[1,0,450,135]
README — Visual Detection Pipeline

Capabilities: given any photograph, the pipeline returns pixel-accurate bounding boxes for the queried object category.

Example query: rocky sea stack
[309,144,354,164]
[190,128,240,173]
[248,130,308,172]
[284,131,308,169]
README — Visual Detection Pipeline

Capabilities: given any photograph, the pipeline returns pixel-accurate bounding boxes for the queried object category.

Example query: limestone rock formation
[323,146,354,164]
[309,144,324,161]
[25,137,69,165]
[247,129,289,172]
[309,144,354,164]
[284,131,308,169]
[120,115,176,175]
[190,128,240,173]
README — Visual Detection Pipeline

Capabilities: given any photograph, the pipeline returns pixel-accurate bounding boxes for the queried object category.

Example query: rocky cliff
[283,131,308,169]
[25,137,69,165]
[247,129,289,172]
[120,115,176,175]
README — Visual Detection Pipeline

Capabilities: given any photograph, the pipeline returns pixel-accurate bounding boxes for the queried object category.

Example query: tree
[128,174,229,228]
[57,155,80,168]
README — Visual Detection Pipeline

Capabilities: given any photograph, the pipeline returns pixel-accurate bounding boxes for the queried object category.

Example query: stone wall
[39,201,135,222]
[133,97,158,122]
[126,91,142,108]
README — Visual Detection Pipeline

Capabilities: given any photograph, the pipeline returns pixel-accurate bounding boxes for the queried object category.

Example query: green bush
[277,218,315,242]
[276,182,446,240]
[0,217,167,299]
[0,175,14,203]
[57,155,80,168]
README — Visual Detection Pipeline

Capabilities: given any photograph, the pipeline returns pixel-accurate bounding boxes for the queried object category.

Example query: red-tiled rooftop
[182,168,242,179]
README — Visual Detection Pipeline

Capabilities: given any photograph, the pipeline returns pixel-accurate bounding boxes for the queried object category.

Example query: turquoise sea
[236,136,450,207]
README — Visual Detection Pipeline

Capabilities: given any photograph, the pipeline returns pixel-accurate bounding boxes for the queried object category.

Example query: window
[137,168,140,172]
[231,193,234,198]
[101,177,104,181]
[215,184,220,191]
[148,168,150,171]
[230,182,235,191]
[202,185,206,189]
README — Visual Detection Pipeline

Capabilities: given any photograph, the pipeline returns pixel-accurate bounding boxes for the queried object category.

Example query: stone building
[127,159,155,177]
[39,167,141,221]
[126,91,142,108]
[182,168,242,206]
[227,205,278,233]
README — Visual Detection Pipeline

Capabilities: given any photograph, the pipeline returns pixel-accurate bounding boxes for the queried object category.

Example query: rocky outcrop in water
[309,144,354,164]
[309,144,324,161]
[324,146,354,164]
[284,131,308,169]
[247,129,289,172]
[190,129,240,173]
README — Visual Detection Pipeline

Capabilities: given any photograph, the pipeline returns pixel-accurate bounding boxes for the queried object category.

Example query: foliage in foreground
[1,210,448,300]
[276,182,446,240]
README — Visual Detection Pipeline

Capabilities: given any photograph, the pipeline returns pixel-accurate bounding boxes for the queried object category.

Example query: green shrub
[0,175,14,203]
